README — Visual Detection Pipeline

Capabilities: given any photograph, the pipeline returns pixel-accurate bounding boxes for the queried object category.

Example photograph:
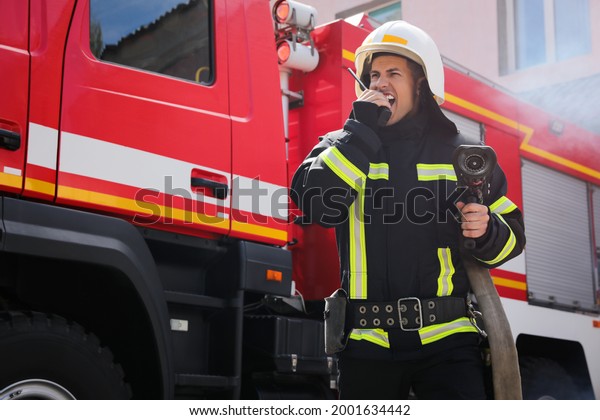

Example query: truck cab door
[0,3,29,194]
[58,0,231,238]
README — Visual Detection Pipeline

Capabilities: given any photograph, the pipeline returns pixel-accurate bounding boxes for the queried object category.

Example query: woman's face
[369,55,418,125]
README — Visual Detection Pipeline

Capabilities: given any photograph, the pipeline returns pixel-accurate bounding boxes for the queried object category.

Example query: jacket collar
[379,93,458,143]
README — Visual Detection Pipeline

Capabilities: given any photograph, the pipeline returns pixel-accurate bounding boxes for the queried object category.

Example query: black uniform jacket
[291,102,525,359]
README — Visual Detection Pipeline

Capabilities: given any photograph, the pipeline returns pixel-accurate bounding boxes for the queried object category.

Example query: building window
[368,2,402,23]
[514,0,546,69]
[90,0,213,84]
[499,0,591,74]
[336,1,401,23]
[554,0,591,61]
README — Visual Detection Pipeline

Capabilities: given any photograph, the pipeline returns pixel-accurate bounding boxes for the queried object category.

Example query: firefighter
[291,20,525,399]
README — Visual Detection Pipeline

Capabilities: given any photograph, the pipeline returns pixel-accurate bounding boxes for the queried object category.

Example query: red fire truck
[0,0,598,400]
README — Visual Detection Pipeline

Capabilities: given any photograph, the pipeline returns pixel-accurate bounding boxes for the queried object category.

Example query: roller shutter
[592,185,600,305]
[522,160,596,312]
[442,109,483,144]
[593,186,600,251]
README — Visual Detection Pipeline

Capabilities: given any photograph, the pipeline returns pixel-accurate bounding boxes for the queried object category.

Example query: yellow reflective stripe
[349,183,367,299]
[419,317,478,345]
[321,147,370,299]
[0,172,22,189]
[436,247,455,296]
[25,177,55,196]
[321,146,366,190]
[416,163,457,181]
[477,214,517,265]
[349,328,390,348]
[489,196,517,214]
[382,34,408,45]
[368,162,389,180]
[342,49,355,62]
[320,146,369,298]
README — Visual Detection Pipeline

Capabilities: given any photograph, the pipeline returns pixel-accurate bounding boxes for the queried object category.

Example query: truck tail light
[277,41,291,64]
[266,269,283,282]
[273,0,316,30]
[275,1,290,23]
[277,40,319,72]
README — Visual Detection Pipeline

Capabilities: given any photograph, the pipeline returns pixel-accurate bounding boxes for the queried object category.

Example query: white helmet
[354,20,445,104]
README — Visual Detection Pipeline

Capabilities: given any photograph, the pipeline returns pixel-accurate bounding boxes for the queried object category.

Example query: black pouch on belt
[324,288,349,355]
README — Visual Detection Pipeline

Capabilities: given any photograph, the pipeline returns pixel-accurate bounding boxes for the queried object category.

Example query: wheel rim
[0,379,76,400]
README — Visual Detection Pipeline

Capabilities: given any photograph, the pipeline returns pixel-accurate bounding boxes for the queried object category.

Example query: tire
[519,356,577,400]
[0,312,131,400]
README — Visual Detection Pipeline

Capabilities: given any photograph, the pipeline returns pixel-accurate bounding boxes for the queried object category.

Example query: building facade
[295,0,600,134]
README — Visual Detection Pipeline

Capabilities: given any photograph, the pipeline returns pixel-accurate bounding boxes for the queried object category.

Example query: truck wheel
[519,356,576,400]
[0,312,131,400]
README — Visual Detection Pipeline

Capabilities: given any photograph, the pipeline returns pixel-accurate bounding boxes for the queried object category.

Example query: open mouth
[385,93,396,107]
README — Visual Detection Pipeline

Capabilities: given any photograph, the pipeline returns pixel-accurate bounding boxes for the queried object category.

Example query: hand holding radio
[347,68,392,126]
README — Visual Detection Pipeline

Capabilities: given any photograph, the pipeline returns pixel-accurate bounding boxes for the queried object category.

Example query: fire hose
[463,256,522,399]
[454,145,522,400]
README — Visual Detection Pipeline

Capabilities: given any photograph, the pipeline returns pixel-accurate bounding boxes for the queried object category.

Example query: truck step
[175,373,240,388]
[164,291,240,309]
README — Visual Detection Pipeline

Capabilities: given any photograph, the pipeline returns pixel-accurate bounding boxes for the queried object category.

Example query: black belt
[348,297,468,331]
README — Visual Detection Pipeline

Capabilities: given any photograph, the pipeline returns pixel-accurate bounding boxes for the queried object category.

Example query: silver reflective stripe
[476,214,516,265]
[436,247,455,296]
[319,146,368,299]
[303,156,317,165]
[416,163,457,181]
[489,196,517,214]
[349,179,367,299]
[320,146,366,190]
[349,328,390,348]
[368,162,389,180]
[419,317,477,345]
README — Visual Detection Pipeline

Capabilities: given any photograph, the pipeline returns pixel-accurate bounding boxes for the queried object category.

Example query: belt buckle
[397,297,423,331]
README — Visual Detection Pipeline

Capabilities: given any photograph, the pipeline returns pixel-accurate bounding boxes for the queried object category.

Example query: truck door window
[89,0,212,84]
